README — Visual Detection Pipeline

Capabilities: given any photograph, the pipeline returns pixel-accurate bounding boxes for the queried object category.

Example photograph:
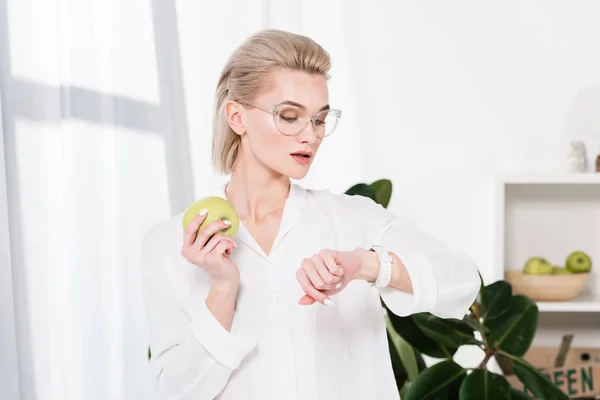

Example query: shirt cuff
[377,247,438,316]
[190,301,256,370]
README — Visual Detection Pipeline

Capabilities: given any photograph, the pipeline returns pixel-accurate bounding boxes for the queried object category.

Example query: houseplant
[345,179,568,400]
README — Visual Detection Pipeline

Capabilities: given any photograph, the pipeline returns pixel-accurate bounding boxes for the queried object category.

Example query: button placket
[265,259,298,399]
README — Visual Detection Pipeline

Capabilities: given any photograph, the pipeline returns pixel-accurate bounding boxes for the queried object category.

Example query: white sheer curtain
[1,0,363,399]
[2,0,175,398]
[1,81,21,400]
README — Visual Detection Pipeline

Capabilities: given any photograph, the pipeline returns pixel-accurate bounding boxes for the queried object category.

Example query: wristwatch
[369,245,393,288]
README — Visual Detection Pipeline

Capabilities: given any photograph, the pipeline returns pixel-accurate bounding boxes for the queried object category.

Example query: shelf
[495,173,600,316]
[498,172,600,185]
[495,171,600,348]
[536,297,600,313]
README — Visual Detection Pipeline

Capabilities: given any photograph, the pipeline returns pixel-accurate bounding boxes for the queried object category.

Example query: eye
[280,115,298,123]
[279,107,302,123]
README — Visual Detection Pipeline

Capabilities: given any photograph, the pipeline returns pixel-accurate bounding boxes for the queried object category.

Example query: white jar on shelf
[566,141,587,172]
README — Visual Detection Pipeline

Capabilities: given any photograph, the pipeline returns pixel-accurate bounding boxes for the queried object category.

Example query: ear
[225,101,246,136]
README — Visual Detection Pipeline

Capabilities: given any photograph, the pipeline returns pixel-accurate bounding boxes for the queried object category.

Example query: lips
[291,152,312,165]
[291,153,311,158]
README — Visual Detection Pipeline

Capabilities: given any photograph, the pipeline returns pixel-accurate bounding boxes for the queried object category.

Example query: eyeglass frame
[235,100,343,138]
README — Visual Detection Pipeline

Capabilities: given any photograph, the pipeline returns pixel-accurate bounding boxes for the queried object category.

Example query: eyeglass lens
[276,106,339,137]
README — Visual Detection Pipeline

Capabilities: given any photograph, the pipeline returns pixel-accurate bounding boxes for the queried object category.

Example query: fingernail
[324,298,334,306]
[198,209,208,216]
[233,241,237,248]
[223,220,231,226]
[335,282,342,289]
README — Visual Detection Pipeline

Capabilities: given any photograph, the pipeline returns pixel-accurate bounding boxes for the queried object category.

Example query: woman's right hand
[181,211,240,286]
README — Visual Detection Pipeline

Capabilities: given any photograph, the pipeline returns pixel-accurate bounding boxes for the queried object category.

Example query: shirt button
[276,350,284,359]
[271,293,279,301]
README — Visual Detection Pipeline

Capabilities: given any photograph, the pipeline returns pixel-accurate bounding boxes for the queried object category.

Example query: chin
[288,170,309,180]
[269,156,315,180]
[279,165,311,180]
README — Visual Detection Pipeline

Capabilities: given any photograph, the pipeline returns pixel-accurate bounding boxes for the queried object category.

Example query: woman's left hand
[296,248,365,306]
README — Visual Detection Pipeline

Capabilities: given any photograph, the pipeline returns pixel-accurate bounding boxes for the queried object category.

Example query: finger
[311,255,341,286]
[212,238,235,257]
[296,269,332,306]
[184,210,208,246]
[299,294,316,305]
[322,281,347,297]
[197,233,234,254]
[322,252,344,277]
[300,280,346,305]
[193,220,233,250]
[302,259,333,291]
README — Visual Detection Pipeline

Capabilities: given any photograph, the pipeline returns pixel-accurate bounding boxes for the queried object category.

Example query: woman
[141,29,480,400]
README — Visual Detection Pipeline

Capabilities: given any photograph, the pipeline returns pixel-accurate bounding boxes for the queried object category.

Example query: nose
[297,122,321,144]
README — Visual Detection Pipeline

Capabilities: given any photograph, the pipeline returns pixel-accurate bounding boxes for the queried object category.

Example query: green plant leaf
[398,333,420,382]
[412,313,480,349]
[385,313,418,384]
[458,369,511,400]
[345,183,376,201]
[415,350,427,372]
[485,295,538,356]
[472,271,485,315]
[462,315,483,332]
[386,308,457,359]
[510,389,535,399]
[478,270,485,292]
[481,281,512,322]
[387,330,408,391]
[404,360,466,400]
[499,352,568,400]
[400,382,409,399]
[369,179,392,208]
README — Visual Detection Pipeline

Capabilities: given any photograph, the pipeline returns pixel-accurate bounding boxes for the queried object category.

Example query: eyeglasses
[238,101,342,138]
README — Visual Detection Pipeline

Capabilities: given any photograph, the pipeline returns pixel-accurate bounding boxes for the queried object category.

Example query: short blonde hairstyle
[211,29,332,175]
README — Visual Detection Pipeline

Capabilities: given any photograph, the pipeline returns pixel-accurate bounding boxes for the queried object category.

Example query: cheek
[259,125,286,151]
[249,121,287,155]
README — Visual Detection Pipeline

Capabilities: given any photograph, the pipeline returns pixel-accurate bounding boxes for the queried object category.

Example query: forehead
[261,69,329,111]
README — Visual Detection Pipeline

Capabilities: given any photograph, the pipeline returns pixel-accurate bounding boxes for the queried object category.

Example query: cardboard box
[524,347,600,370]
[506,362,600,398]
[502,338,600,399]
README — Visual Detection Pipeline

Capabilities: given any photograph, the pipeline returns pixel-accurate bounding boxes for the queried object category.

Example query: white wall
[340,1,600,369]
[342,1,600,284]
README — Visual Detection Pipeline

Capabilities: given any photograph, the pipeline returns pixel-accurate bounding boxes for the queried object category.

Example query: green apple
[551,266,572,274]
[566,251,592,273]
[523,257,553,275]
[182,196,240,238]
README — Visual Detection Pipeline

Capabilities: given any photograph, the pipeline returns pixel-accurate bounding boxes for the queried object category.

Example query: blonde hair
[211,29,332,175]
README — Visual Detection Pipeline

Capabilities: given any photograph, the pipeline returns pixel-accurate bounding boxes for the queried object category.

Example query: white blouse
[140,183,481,400]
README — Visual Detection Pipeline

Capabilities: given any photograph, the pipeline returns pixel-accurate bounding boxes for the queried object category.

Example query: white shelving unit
[494,173,600,347]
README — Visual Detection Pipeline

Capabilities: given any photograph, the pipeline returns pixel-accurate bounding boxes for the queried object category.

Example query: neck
[225,155,290,223]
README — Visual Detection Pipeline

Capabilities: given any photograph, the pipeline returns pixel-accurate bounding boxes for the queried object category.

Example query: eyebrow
[280,100,330,112]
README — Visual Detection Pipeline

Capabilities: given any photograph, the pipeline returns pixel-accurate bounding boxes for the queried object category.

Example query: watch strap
[369,245,393,288]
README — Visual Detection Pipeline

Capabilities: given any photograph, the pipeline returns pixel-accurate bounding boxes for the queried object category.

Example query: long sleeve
[357,196,480,320]
[140,226,256,400]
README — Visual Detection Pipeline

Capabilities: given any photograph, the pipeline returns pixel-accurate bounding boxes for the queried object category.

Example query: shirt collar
[219,181,308,260]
